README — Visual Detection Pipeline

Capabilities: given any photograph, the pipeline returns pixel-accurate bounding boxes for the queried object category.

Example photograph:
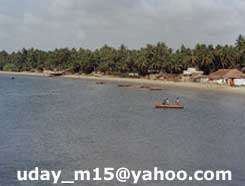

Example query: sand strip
[1,71,245,96]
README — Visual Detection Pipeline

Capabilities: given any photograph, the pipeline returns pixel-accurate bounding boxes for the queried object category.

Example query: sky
[0,0,245,52]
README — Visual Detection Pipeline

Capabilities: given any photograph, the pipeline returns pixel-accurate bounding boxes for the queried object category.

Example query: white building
[234,79,245,86]
[183,68,204,76]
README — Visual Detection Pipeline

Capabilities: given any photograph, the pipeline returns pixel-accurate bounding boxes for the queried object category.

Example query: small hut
[209,69,245,86]
[191,74,208,83]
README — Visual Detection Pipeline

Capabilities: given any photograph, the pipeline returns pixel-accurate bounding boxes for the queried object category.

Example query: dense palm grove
[1,35,245,76]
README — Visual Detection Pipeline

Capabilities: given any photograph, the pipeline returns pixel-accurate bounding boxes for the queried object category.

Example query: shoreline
[1,71,245,96]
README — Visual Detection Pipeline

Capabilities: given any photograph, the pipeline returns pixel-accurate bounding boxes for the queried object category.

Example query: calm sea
[0,74,245,186]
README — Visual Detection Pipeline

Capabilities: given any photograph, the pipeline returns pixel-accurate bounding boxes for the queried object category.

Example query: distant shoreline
[1,71,245,96]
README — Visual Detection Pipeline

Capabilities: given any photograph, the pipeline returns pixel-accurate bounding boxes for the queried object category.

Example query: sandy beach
[1,71,245,96]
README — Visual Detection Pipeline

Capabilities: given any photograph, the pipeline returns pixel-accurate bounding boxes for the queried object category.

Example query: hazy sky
[0,0,245,51]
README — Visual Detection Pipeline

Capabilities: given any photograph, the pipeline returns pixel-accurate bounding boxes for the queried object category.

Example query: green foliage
[1,35,245,75]
[3,63,18,72]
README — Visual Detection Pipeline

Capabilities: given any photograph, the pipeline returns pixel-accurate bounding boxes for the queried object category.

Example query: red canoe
[155,104,184,109]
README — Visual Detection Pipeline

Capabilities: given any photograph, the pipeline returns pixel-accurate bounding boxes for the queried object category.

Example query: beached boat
[47,71,64,77]
[154,104,184,109]
[118,84,131,87]
[149,87,163,91]
[48,73,63,77]
[96,81,105,85]
[140,85,150,89]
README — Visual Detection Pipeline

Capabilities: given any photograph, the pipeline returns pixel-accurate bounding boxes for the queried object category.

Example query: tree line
[1,35,245,76]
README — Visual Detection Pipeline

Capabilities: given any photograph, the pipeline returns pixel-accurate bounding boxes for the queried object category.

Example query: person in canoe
[163,98,170,105]
[175,97,180,105]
